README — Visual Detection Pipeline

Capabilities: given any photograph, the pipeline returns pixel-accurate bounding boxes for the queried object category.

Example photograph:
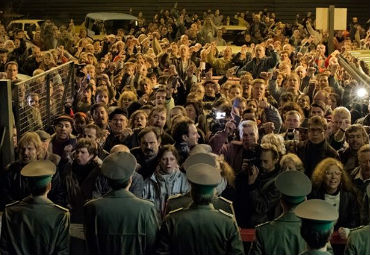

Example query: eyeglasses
[325,170,342,176]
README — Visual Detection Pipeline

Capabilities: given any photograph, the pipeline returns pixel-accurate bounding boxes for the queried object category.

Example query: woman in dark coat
[309,157,360,230]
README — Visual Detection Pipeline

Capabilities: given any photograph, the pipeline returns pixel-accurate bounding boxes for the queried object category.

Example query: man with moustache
[103,109,131,152]
[131,127,161,179]
[147,105,174,145]
[50,115,77,165]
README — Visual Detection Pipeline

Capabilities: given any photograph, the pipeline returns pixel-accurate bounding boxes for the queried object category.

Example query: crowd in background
[0,5,370,254]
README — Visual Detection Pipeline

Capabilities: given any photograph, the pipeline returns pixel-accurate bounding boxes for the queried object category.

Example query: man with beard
[103,109,131,152]
[148,105,174,145]
[131,127,161,179]
[50,115,77,165]
[90,103,109,130]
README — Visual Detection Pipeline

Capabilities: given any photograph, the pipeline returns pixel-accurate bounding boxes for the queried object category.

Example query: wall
[5,0,370,26]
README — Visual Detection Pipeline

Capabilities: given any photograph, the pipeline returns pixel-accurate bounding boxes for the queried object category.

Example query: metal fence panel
[14,61,74,139]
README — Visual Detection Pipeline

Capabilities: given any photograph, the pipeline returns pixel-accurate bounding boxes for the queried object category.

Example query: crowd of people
[0,5,370,255]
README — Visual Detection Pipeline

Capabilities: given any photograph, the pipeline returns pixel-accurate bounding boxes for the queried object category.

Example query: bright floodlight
[356,87,368,98]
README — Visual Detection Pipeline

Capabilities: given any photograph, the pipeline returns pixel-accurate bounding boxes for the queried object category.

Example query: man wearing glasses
[295,116,339,178]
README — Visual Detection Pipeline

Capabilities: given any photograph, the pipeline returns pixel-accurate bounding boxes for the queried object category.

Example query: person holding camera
[281,110,303,141]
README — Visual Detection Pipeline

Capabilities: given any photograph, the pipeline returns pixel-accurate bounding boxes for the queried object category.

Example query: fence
[13,61,75,140]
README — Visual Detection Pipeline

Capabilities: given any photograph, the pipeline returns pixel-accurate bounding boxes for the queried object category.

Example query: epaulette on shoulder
[142,198,155,205]
[255,221,270,228]
[167,193,183,200]
[5,200,20,207]
[218,209,233,218]
[218,196,232,204]
[350,225,366,232]
[52,204,69,212]
[169,207,183,214]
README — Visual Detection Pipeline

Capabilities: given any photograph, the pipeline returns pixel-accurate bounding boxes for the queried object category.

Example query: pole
[328,5,335,54]
[0,80,15,168]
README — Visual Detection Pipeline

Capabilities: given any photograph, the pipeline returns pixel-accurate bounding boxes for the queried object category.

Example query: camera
[215,111,226,120]
[286,128,295,140]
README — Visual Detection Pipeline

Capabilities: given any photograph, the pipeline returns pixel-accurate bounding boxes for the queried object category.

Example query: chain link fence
[13,61,75,139]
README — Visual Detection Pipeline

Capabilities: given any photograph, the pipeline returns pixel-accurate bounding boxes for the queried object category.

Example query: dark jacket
[220,141,261,175]
[0,196,70,255]
[61,160,106,210]
[309,188,360,229]
[83,189,159,255]
[234,168,282,228]
[237,51,279,78]
[296,140,339,178]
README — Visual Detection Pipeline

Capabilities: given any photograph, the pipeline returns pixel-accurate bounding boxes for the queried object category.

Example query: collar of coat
[188,202,215,210]
[103,189,135,199]
[23,195,54,205]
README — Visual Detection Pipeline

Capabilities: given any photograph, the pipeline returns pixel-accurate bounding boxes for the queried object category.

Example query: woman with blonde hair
[280,153,304,172]
[118,90,138,111]
[309,157,360,230]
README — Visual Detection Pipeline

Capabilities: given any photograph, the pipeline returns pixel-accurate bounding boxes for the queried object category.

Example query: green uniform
[344,225,370,255]
[0,196,70,255]
[156,203,244,255]
[83,189,159,255]
[300,251,332,255]
[249,210,305,255]
[165,192,235,217]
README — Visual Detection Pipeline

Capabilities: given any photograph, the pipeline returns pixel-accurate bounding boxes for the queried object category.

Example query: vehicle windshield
[104,19,136,34]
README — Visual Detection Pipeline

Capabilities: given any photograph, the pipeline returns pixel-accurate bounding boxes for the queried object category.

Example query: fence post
[0,80,15,168]
[46,73,51,128]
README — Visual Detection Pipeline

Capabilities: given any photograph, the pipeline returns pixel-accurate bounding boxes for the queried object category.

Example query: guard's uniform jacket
[0,196,70,255]
[249,210,305,255]
[165,192,236,217]
[83,189,159,255]
[344,225,370,255]
[156,203,244,255]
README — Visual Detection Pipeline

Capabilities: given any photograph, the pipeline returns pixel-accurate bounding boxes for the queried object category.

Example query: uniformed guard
[295,199,339,255]
[249,170,312,255]
[165,152,236,217]
[0,160,70,254]
[156,163,245,255]
[344,184,370,255]
[83,151,159,255]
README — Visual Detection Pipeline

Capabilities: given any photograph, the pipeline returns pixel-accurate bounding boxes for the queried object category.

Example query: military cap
[101,151,137,183]
[295,199,339,231]
[21,160,56,188]
[182,152,218,171]
[275,171,312,204]
[189,144,212,155]
[54,115,74,126]
[186,163,221,194]
[35,130,51,141]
